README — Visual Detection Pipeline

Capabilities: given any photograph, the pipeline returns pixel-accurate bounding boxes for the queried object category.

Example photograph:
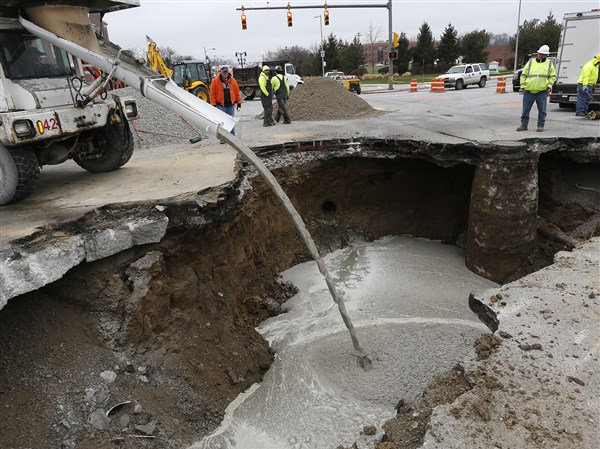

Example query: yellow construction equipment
[147,40,211,102]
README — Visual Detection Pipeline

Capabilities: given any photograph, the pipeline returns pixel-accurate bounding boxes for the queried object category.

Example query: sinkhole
[0,137,598,448]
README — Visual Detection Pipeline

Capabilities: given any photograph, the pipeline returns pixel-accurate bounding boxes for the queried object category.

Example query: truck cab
[0,1,140,205]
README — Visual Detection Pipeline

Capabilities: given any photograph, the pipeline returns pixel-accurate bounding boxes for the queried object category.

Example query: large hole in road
[0,138,598,448]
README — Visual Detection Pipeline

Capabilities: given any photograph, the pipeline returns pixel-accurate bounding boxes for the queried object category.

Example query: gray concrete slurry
[191,236,497,449]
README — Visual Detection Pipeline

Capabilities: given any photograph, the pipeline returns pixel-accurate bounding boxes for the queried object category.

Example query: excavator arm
[147,41,173,78]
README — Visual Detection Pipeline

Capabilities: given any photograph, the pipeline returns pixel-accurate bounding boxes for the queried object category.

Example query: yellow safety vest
[577,58,600,86]
[521,58,556,94]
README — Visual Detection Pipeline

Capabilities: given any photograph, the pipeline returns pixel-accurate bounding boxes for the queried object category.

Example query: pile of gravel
[116,86,199,148]
[286,77,380,121]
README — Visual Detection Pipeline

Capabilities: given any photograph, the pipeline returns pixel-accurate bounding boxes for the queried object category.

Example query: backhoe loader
[147,40,211,102]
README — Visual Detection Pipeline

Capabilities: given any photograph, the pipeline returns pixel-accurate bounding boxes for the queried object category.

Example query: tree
[437,23,460,67]
[460,29,490,62]
[490,33,511,45]
[538,13,561,53]
[412,22,436,72]
[323,33,344,71]
[339,36,365,74]
[509,12,561,67]
[264,45,316,76]
[396,32,410,74]
[364,19,383,72]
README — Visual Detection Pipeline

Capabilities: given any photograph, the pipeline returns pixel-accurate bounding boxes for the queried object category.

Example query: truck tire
[242,87,256,100]
[191,85,209,102]
[0,144,40,205]
[455,79,464,90]
[478,77,487,88]
[75,120,134,173]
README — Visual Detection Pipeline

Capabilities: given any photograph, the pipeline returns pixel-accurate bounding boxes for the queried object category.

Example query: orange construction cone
[410,79,418,92]
[430,78,445,93]
[496,76,506,94]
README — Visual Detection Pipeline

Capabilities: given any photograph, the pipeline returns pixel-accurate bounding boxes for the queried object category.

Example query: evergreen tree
[437,23,460,66]
[509,12,561,67]
[339,36,365,74]
[396,32,410,74]
[323,33,343,71]
[460,29,490,62]
[412,22,436,71]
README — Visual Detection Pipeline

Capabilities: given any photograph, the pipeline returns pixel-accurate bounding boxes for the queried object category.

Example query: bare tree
[365,19,382,72]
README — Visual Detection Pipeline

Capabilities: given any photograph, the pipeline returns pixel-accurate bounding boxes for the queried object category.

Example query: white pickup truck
[438,63,489,90]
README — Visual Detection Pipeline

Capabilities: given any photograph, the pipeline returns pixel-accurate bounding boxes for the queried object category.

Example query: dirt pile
[286,77,381,121]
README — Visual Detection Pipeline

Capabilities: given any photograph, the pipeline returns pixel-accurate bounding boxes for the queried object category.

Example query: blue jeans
[521,90,548,128]
[576,84,592,114]
[216,104,236,136]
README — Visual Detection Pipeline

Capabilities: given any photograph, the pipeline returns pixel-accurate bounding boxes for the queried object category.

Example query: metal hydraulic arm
[19,16,235,137]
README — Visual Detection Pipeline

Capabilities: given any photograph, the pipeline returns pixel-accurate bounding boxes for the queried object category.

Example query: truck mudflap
[0,99,135,146]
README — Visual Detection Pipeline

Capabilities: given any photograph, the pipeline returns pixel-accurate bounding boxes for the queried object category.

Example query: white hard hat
[537,45,550,55]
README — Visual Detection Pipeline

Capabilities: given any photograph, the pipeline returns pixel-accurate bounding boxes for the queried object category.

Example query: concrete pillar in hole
[466,141,538,283]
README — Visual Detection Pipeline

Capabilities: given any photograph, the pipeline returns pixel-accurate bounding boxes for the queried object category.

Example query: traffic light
[389,51,397,59]
[287,10,293,27]
[241,14,247,30]
[324,8,329,26]
[393,32,399,48]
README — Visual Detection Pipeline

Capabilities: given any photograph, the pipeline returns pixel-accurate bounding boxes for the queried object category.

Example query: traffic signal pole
[236,1,394,90]
[387,0,393,90]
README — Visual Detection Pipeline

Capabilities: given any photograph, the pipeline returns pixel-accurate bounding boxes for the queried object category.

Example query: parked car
[512,56,557,92]
[438,63,489,90]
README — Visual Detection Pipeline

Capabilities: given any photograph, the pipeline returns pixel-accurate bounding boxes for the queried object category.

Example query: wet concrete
[194,236,497,449]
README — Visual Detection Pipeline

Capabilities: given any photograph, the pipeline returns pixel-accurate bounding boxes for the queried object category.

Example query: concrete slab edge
[0,215,169,310]
[421,237,600,449]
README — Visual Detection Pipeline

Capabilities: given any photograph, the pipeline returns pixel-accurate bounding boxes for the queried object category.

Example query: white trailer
[550,9,600,108]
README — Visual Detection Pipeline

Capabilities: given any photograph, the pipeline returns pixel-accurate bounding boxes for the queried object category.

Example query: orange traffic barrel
[410,79,418,92]
[496,76,506,94]
[430,78,445,93]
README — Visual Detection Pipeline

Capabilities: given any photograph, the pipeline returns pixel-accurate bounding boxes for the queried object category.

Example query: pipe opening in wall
[321,200,337,215]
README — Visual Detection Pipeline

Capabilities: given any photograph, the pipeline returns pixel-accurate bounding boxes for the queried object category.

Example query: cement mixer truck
[1,0,237,206]
[0,0,141,205]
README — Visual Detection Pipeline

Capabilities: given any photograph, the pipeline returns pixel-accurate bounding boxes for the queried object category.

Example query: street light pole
[204,46,215,65]
[235,51,247,68]
[513,0,522,72]
[314,15,325,76]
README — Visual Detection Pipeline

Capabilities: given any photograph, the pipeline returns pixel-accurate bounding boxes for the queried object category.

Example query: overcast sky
[103,0,599,65]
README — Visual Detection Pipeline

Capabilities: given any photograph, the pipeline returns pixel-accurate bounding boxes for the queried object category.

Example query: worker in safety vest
[516,44,556,133]
[259,65,275,127]
[271,65,291,124]
[575,54,600,117]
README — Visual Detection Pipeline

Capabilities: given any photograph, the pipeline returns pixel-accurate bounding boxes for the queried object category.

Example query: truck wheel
[75,121,134,173]
[191,85,209,102]
[478,77,487,88]
[242,87,256,100]
[0,144,40,205]
[455,79,464,90]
